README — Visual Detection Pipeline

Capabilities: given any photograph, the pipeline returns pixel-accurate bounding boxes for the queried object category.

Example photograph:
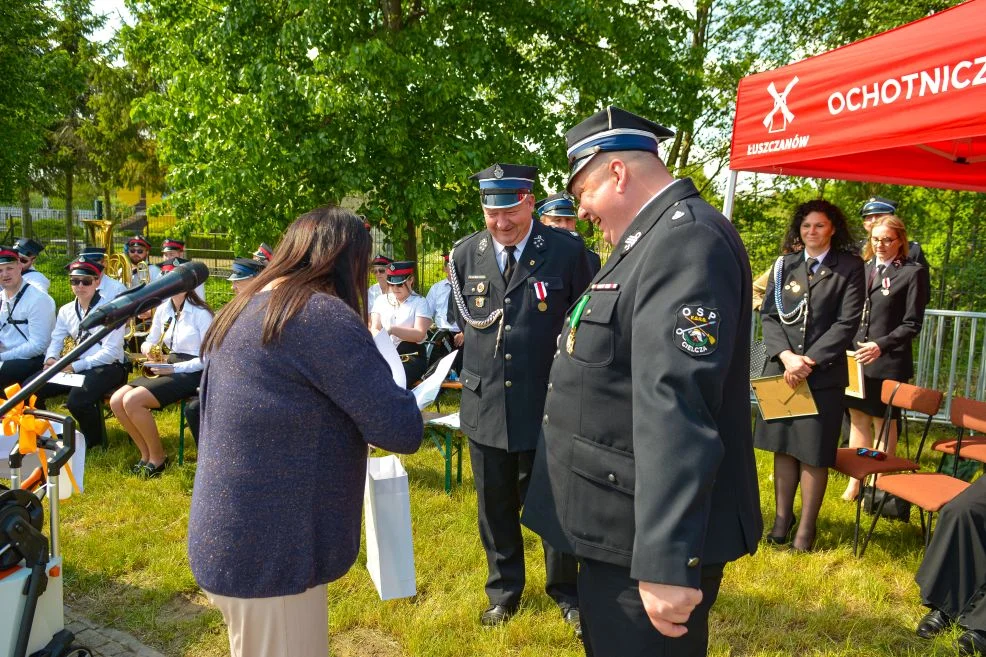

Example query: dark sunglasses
[128,247,147,254]
[856,448,887,460]
[69,277,95,287]
[372,267,387,274]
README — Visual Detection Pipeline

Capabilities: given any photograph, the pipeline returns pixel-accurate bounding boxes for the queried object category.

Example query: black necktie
[806,257,818,278]
[503,245,516,284]
[877,264,886,278]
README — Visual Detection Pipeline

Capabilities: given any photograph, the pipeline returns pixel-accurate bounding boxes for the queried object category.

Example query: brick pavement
[64,607,168,657]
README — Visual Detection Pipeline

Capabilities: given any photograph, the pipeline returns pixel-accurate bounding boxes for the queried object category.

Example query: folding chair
[931,396,986,470]
[832,381,939,555]
[857,390,974,558]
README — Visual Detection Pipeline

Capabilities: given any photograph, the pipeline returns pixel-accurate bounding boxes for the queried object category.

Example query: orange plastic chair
[931,396,986,467]
[833,381,941,555]
[857,392,977,558]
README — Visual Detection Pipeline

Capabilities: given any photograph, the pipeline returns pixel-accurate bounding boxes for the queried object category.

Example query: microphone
[80,261,210,330]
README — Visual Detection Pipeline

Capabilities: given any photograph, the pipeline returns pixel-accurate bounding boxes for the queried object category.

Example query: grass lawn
[13,400,977,657]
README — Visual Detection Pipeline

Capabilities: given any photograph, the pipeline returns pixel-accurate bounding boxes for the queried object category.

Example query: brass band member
[161,238,207,299]
[253,242,273,264]
[0,245,55,390]
[370,260,432,385]
[78,247,128,299]
[110,258,214,477]
[126,234,162,284]
[367,254,393,311]
[37,260,128,449]
[14,238,50,293]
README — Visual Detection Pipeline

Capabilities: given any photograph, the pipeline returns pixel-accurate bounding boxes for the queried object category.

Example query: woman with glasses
[367,254,392,313]
[109,258,214,477]
[370,261,433,385]
[840,215,929,501]
[37,260,128,449]
[755,200,865,552]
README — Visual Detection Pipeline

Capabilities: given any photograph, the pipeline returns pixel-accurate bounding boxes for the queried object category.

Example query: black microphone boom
[80,261,210,330]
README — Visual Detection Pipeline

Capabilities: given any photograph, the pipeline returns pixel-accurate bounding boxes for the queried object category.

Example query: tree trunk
[65,167,75,256]
[403,217,417,266]
[19,187,32,239]
[103,187,113,224]
[936,194,959,309]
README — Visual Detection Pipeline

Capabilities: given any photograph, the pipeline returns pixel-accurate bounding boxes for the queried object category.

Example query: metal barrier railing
[914,309,986,421]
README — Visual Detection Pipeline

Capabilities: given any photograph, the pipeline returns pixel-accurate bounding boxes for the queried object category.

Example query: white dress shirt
[371,292,432,347]
[45,292,125,371]
[22,269,51,293]
[98,274,129,300]
[0,281,55,361]
[368,283,383,311]
[425,279,459,331]
[141,298,213,374]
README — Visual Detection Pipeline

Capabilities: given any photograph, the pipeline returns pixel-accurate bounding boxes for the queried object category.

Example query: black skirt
[130,353,202,408]
[844,376,902,420]
[754,385,846,467]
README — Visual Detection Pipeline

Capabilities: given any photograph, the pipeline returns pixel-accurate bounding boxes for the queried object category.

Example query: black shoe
[140,458,168,479]
[958,629,986,656]
[562,607,582,640]
[916,608,953,639]
[765,516,797,546]
[130,460,147,475]
[480,604,515,627]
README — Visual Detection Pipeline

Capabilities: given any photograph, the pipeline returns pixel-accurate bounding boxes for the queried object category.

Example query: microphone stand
[0,315,130,417]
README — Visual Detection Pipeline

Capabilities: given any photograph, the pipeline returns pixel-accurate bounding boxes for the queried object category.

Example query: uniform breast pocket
[569,291,619,367]
[463,281,491,319]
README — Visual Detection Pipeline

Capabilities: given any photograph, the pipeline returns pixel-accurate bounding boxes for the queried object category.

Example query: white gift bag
[364,455,416,600]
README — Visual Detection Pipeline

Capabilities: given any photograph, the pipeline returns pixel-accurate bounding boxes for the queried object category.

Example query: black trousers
[468,439,578,610]
[916,475,986,631]
[578,558,724,657]
[37,363,128,448]
[0,356,44,392]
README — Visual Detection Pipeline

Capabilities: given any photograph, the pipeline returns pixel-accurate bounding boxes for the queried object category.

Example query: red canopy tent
[725,0,986,216]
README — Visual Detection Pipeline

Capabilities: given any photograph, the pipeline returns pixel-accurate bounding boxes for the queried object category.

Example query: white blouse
[371,292,432,347]
[141,298,213,373]
[45,292,125,371]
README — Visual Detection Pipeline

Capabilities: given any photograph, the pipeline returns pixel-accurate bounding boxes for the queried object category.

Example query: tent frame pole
[722,170,739,221]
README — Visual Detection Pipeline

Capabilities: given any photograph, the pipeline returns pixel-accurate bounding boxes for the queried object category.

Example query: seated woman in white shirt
[37,260,129,449]
[109,258,214,478]
[369,260,432,386]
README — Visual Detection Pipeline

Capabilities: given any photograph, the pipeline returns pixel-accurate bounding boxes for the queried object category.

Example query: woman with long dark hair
[755,200,865,551]
[110,257,213,477]
[841,214,929,500]
[188,206,422,657]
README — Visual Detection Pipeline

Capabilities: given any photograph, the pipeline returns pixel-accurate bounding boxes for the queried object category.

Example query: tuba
[83,218,131,286]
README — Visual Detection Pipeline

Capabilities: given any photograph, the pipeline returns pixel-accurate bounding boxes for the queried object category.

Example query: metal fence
[914,309,986,421]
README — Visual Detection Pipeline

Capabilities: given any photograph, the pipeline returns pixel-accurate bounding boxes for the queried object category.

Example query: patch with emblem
[533,234,545,249]
[475,297,486,308]
[674,305,719,356]
[623,231,641,252]
[493,163,504,179]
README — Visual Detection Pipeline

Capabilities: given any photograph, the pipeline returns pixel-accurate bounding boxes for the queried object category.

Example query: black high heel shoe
[765,516,797,545]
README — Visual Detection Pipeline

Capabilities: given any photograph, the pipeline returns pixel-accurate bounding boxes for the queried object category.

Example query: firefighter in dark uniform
[536,193,602,276]
[914,475,986,656]
[447,162,592,631]
[522,107,762,657]
[861,196,929,271]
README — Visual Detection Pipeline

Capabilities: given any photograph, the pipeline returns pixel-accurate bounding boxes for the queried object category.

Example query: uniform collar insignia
[623,231,642,252]
[478,236,489,254]
[533,234,545,249]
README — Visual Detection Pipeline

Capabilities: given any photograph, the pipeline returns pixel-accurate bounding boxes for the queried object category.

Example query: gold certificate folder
[844,350,865,399]
[752,376,819,420]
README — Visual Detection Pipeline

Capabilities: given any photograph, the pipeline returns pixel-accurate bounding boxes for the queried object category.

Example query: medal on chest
[784,277,801,295]
[533,280,548,312]
[881,276,891,296]
[566,294,591,355]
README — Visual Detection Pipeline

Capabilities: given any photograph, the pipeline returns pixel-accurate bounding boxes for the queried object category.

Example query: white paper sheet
[49,372,86,388]
[411,349,459,410]
[374,330,406,389]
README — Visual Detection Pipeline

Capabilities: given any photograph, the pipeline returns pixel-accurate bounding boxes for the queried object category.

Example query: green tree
[122,0,694,255]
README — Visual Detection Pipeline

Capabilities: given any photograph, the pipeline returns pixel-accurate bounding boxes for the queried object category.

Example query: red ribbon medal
[534,281,548,311]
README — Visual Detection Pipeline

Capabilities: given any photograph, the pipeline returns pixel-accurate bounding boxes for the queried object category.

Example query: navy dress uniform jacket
[522,179,762,588]
[856,258,929,381]
[449,220,592,452]
[760,250,866,390]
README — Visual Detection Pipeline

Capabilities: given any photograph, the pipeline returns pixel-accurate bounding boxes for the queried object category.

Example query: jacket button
[803,293,808,298]
[796,344,803,349]
[504,298,512,304]
[687,557,700,568]
[547,383,553,391]
[607,473,616,483]
[543,414,549,425]
[505,325,512,332]
[464,378,470,385]
[586,308,592,314]
[505,353,512,360]
[505,380,512,387]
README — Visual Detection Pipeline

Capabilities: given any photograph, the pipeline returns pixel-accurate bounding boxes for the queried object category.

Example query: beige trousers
[205,584,329,657]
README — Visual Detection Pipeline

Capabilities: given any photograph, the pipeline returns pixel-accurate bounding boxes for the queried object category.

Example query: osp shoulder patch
[674,304,720,356]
